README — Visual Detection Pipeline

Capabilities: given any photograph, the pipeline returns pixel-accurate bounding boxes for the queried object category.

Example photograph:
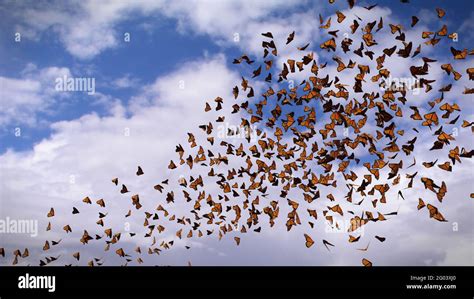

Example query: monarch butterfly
[96,198,105,207]
[120,184,129,193]
[362,258,372,267]
[427,204,447,222]
[304,234,314,248]
[436,7,445,18]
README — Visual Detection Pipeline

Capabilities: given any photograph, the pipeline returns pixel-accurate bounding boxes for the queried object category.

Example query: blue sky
[0,0,473,266]
[1,0,472,153]
[0,5,224,152]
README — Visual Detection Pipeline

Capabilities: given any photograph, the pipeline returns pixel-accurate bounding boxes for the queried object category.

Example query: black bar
[0,266,472,298]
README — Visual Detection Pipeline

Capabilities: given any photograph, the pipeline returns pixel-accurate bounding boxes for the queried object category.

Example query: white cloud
[0,55,242,265]
[0,65,71,127]
[15,0,161,59]
[111,74,140,89]
[2,52,472,266]
[8,0,319,59]
[1,1,473,266]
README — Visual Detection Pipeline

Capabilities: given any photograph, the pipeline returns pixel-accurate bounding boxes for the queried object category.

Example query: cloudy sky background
[0,0,473,266]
